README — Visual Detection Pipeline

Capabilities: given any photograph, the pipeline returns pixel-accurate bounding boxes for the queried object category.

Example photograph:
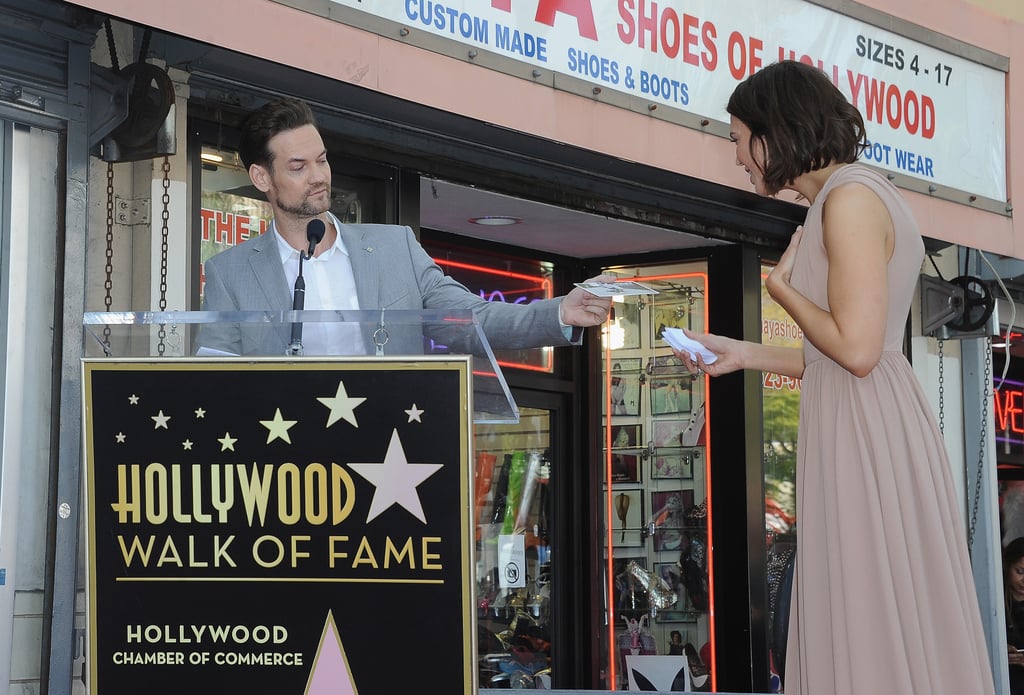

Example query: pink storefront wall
[70,0,1023,258]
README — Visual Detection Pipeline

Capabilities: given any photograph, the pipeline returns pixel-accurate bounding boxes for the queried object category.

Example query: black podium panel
[82,357,474,695]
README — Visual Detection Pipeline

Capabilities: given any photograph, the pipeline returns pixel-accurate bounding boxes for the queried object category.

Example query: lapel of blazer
[248,231,292,308]
[248,230,292,346]
[337,223,378,309]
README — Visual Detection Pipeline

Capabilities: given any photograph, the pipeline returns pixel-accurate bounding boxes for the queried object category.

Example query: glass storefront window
[598,262,713,691]
[474,406,555,689]
[422,237,556,373]
[760,262,801,686]
[197,148,272,297]
[195,138,393,302]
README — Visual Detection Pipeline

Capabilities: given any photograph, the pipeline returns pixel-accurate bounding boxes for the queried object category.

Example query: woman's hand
[1009,645,1024,668]
[766,226,803,300]
[673,329,746,377]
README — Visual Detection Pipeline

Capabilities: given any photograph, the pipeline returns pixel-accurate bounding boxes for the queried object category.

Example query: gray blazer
[196,223,573,356]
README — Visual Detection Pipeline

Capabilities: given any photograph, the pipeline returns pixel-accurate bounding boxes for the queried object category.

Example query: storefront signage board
[328,0,1006,203]
[82,357,474,695]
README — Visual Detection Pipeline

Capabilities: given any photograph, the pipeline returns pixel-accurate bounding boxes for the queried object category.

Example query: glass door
[760,262,801,691]
[599,262,714,691]
[474,397,564,689]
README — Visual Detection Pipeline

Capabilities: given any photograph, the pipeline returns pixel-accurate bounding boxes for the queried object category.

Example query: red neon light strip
[496,359,552,373]
[697,273,716,692]
[604,339,617,689]
[431,257,555,372]
[433,258,554,295]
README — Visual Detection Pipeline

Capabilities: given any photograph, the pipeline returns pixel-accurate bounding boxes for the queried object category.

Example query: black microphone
[287,219,325,355]
[305,218,325,259]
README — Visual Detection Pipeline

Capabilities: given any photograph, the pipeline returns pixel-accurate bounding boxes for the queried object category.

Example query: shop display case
[473,407,556,689]
[600,263,713,691]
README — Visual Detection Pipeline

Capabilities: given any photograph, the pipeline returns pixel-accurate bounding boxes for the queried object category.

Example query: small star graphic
[317,380,366,428]
[152,410,171,429]
[182,439,193,450]
[218,432,238,451]
[195,408,206,418]
[349,429,443,523]
[260,408,297,444]
[115,432,126,443]
[128,394,139,405]
[405,404,424,423]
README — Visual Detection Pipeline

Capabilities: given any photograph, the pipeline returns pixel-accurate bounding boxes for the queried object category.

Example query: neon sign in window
[432,257,554,373]
[996,377,1024,449]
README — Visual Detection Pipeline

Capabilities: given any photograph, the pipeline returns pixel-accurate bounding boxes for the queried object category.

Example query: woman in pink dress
[675,60,995,695]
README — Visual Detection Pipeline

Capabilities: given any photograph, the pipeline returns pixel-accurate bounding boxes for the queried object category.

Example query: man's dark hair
[238,97,317,171]
[727,60,866,196]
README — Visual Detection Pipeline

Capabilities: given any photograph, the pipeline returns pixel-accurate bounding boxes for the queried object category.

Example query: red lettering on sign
[762,372,801,392]
[726,31,761,78]
[199,208,215,242]
[214,211,233,246]
[777,48,840,86]
[535,0,597,40]
[200,208,269,247]
[634,0,657,52]
[616,1,717,69]
[847,71,935,139]
[700,21,718,70]
[681,13,700,66]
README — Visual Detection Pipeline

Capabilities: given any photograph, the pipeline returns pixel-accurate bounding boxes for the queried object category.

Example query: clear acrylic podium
[82,309,519,423]
[80,310,487,695]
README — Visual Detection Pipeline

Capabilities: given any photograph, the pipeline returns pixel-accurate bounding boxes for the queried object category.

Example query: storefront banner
[83,358,474,695]
[328,0,1006,202]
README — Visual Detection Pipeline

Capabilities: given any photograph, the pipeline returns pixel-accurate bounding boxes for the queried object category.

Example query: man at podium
[197,97,612,356]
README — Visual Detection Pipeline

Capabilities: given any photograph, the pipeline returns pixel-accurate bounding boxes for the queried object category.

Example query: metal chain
[157,157,170,355]
[104,19,120,73]
[102,163,115,352]
[967,337,992,554]
[937,339,945,436]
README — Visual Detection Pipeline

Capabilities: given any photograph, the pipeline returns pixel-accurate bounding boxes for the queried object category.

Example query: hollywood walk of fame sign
[82,357,474,695]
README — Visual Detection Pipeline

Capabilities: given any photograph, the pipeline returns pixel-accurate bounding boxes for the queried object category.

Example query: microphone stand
[286,219,326,356]
[286,252,306,356]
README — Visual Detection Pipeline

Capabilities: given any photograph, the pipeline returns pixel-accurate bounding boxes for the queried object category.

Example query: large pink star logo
[348,429,443,523]
[304,611,358,695]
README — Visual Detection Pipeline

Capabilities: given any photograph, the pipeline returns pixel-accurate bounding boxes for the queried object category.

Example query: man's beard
[277,187,331,218]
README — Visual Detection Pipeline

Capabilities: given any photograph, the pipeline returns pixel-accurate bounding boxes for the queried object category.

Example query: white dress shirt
[274,212,364,355]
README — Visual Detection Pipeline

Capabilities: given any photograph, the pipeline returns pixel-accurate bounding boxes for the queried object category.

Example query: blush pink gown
[784,164,995,695]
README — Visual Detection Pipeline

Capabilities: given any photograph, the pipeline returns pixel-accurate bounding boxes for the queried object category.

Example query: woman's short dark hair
[1005,537,1024,629]
[238,97,317,171]
[727,60,867,195]
[1005,537,1024,580]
